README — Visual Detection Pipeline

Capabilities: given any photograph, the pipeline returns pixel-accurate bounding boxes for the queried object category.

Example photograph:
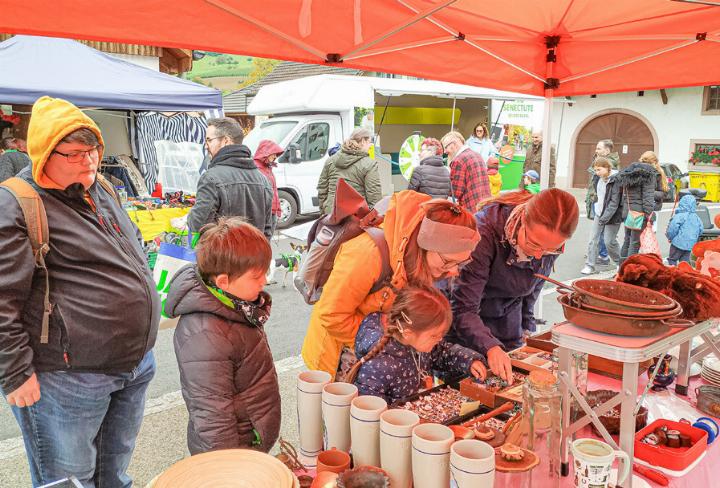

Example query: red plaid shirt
[450,148,491,211]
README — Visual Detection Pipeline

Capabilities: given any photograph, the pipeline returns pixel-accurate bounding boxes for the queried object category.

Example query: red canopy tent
[1,0,720,185]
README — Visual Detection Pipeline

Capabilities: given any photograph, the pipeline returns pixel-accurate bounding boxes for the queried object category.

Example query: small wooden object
[495,446,540,473]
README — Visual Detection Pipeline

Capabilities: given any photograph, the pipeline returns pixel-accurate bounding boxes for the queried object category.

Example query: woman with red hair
[450,189,579,381]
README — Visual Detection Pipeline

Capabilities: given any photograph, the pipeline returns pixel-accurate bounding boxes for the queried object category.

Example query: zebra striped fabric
[129,112,210,191]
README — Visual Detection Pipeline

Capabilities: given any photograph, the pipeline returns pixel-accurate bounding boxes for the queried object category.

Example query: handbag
[639,226,661,256]
[623,187,645,230]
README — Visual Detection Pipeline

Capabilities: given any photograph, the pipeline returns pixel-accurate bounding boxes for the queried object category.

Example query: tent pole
[451,97,457,132]
[540,92,553,190]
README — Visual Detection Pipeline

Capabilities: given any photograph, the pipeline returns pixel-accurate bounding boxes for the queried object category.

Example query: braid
[345,321,399,384]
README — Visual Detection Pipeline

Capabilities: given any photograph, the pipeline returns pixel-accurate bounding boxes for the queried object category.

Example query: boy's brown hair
[196,217,271,282]
[592,157,612,171]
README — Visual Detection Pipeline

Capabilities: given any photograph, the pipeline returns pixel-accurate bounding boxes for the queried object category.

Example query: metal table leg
[676,340,691,396]
[619,361,639,488]
[558,346,572,477]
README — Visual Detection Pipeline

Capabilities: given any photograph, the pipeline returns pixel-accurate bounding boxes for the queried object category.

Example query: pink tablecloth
[560,372,719,488]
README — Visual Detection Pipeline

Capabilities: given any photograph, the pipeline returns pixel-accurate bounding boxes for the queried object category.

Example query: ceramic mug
[297,371,332,468]
[411,423,454,488]
[570,438,630,488]
[450,439,495,488]
[321,382,358,452]
[380,409,420,488]
[350,395,388,467]
[316,448,351,474]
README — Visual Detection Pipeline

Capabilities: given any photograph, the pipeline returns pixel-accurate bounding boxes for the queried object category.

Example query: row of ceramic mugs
[296,370,495,488]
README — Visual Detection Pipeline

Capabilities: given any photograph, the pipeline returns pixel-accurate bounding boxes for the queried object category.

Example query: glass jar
[520,370,562,487]
[553,348,588,422]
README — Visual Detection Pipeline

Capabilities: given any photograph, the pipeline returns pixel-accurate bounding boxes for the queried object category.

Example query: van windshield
[243,120,298,154]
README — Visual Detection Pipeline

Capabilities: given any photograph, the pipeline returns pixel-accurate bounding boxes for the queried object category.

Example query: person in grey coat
[0,137,31,182]
[167,218,281,454]
[188,118,273,238]
[616,162,658,264]
[407,137,451,199]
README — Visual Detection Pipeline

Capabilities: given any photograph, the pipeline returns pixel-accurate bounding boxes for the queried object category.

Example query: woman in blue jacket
[450,189,579,381]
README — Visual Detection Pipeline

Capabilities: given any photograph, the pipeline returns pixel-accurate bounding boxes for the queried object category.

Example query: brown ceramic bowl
[586,389,648,435]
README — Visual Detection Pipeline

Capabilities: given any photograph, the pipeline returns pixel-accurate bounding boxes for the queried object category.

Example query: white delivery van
[243,74,539,227]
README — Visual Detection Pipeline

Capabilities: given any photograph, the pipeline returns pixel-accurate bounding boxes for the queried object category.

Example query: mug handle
[613,450,631,486]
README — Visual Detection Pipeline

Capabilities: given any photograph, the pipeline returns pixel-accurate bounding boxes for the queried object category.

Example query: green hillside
[187,53,254,79]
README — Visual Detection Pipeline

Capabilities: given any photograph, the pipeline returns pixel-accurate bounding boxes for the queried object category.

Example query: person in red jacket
[253,140,285,235]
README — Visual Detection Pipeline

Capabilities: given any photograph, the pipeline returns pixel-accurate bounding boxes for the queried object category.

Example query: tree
[238,58,279,88]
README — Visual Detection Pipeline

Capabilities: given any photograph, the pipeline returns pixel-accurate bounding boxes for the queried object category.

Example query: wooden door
[573,113,655,187]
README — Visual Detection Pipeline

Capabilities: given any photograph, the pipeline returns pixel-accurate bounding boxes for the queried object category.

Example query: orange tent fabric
[0,0,719,96]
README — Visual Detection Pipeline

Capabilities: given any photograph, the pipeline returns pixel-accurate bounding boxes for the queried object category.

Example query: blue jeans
[599,237,608,259]
[10,351,155,488]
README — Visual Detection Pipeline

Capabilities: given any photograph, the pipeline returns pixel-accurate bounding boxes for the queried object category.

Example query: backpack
[294,178,392,305]
[0,174,119,344]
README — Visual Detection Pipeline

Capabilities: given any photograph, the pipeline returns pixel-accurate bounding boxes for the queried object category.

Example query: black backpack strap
[364,226,392,294]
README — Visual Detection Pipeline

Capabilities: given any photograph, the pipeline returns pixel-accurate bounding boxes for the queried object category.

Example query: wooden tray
[391,383,486,425]
[509,346,555,373]
[495,447,539,473]
[526,331,652,378]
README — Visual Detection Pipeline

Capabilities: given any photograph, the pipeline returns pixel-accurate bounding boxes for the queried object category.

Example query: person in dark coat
[451,189,579,382]
[253,139,285,235]
[188,117,273,238]
[347,286,486,404]
[616,162,658,264]
[406,137,451,199]
[0,137,31,182]
[167,218,280,455]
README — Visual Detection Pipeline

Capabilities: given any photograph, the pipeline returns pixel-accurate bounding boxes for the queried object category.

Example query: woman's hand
[469,360,487,381]
[486,346,513,382]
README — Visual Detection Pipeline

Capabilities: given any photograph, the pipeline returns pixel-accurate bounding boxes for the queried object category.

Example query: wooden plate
[152,449,297,488]
[495,447,540,473]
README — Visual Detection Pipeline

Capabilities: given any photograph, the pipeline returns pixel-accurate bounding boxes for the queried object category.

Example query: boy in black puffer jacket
[167,217,280,455]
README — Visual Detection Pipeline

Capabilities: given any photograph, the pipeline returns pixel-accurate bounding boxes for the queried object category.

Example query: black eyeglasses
[205,136,223,144]
[52,146,100,164]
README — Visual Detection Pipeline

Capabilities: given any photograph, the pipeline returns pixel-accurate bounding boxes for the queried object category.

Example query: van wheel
[278,190,298,228]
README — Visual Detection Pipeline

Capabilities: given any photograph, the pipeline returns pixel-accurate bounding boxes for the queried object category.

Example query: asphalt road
[0,200,717,486]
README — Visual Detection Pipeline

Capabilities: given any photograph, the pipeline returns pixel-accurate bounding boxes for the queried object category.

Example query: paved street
[0,196,717,486]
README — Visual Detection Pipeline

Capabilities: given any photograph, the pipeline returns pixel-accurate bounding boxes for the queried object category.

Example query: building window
[689,140,720,167]
[702,86,720,115]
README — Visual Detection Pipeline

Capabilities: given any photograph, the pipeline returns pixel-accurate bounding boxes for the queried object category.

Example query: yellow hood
[28,96,104,189]
[382,190,432,287]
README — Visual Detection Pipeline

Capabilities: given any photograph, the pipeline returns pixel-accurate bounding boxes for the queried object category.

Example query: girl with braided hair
[347,285,486,404]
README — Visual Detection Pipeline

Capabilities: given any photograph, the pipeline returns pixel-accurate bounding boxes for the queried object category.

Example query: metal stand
[675,323,720,395]
[553,319,718,488]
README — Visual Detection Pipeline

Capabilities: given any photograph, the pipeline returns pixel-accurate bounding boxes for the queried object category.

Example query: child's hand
[469,360,487,381]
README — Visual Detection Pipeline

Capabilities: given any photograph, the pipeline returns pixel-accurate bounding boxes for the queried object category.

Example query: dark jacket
[450,204,557,353]
[616,162,657,219]
[666,195,703,251]
[188,145,273,238]
[0,150,31,182]
[167,265,280,454]
[354,312,483,404]
[586,152,620,218]
[597,173,625,226]
[0,167,159,394]
[406,155,451,199]
[653,171,667,212]
[317,147,382,214]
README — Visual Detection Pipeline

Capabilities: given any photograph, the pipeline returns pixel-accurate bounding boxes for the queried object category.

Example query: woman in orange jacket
[301,190,480,377]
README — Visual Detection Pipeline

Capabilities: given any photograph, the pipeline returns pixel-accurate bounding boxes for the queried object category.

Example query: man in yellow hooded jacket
[0,97,159,487]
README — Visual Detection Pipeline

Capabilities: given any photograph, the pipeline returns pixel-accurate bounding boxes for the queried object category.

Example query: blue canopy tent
[0,35,222,111]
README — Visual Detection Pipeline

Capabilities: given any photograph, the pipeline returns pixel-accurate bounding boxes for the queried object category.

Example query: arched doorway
[572,112,656,188]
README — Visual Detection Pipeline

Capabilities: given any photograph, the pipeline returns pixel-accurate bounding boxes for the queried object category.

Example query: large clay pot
[297,371,332,468]
[379,409,420,488]
[450,439,496,488]
[322,382,358,452]
[411,423,454,488]
[350,395,388,468]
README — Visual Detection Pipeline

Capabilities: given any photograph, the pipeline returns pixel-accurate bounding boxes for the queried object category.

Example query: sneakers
[597,256,610,265]
[581,265,596,275]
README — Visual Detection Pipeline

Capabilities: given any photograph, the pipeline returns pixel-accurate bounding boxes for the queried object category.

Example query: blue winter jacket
[353,313,484,404]
[666,195,703,251]
[450,203,557,353]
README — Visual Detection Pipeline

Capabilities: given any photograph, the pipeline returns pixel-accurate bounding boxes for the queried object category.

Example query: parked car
[660,163,689,202]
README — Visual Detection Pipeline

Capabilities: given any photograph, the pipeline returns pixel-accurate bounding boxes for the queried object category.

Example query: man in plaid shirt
[441,131,491,211]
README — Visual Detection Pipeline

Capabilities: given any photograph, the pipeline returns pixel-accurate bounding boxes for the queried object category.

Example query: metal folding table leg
[619,361,639,488]
[558,346,572,477]
[675,340,691,396]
